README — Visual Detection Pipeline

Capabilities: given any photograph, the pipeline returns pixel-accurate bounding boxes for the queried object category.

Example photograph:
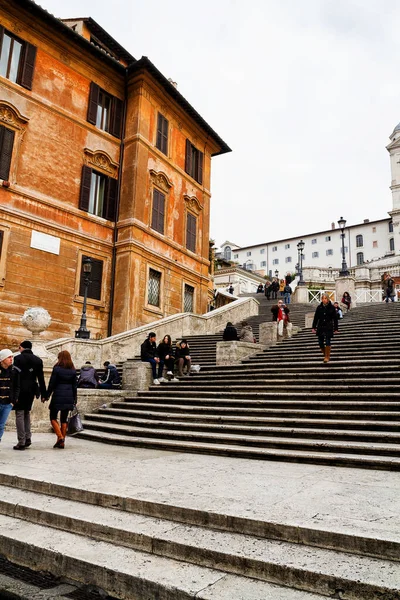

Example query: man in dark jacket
[13,340,46,450]
[77,361,99,388]
[98,362,121,389]
[0,349,20,445]
[312,293,339,363]
[140,332,163,384]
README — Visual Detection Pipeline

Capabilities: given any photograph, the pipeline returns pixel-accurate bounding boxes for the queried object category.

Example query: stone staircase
[0,471,399,599]
[79,301,400,470]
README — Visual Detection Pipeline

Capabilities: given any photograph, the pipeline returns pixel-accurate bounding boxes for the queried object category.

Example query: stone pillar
[335,276,356,308]
[259,322,278,346]
[123,359,153,394]
[216,341,263,366]
[305,312,315,328]
[293,285,309,304]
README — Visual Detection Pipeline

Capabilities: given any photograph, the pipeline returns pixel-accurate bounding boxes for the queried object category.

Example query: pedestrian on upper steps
[264,281,271,300]
[156,335,178,382]
[175,340,191,376]
[43,350,77,449]
[271,300,293,338]
[279,279,285,297]
[341,291,351,311]
[239,321,255,343]
[270,279,279,300]
[384,275,396,303]
[283,283,292,305]
[223,322,238,341]
[312,293,339,364]
[257,284,264,293]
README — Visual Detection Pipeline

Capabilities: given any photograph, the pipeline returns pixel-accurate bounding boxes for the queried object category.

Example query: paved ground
[1,431,400,546]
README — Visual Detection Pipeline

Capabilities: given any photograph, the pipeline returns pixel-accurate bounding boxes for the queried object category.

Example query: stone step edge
[77,429,400,470]
[80,420,400,455]
[0,480,399,572]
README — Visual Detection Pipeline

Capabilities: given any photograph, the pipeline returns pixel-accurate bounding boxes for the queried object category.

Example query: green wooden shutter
[104,177,118,221]
[20,43,37,90]
[87,83,100,125]
[197,150,203,185]
[79,165,92,211]
[185,139,192,175]
[0,126,15,181]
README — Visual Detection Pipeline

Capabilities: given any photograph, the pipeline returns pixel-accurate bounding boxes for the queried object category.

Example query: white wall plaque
[30,231,60,255]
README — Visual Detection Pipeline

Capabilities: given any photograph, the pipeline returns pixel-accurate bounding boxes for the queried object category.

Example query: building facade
[0,0,230,347]
[220,217,394,279]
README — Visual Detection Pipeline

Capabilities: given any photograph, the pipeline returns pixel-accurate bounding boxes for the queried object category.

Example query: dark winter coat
[312,301,338,336]
[175,344,190,360]
[283,285,292,295]
[100,364,120,386]
[141,339,157,361]
[271,305,290,322]
[13,349,46,411]
[77,365,99,388]
[156,342,174,361]
[47,366,77,412]
[0,365,20,405]
[223,325,238,341]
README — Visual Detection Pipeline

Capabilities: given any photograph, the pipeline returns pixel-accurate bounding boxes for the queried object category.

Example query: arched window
[356,235,363,248]
[390,238,395,252]
[357,252,364,265]
[224,246,232,261]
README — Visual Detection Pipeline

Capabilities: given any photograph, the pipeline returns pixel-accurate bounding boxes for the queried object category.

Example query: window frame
[390,237,395,252]
[356,234,363,248]
[325,236,331,242]
[0,27,36,90]
[312,251,319,258]
[147,267,163,311]
[79,165,118,221]
[272,258,279,265]
[311,238,317,244]
[183,282,195,313]
[285,257,292,263]
[326,249,333,256]
[87,82,123,138]
[356,252,364,265]
[74,249,108,308]
[0,124,15,181]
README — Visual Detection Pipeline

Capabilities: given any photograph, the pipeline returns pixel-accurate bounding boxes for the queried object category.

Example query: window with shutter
[79,256,103,301]
[151,189,165,234]
[186,213,197,253]
[185,140,203,184]
[156,113,168,155]
[79,166,118,221]
[0,125,15,181]
[0,29,36,89]
[87,82,123,138]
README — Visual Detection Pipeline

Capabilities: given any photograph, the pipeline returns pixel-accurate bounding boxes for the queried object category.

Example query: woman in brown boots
[312,293,339,363]
[44,350,77,448]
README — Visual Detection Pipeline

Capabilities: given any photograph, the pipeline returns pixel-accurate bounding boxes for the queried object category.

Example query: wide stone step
[137,390,400,401]
[85,412,400,443]
[155,382,400,392]
[0,485,399,600]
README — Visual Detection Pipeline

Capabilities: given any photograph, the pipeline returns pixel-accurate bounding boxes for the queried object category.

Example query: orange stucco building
[0,0,230,347]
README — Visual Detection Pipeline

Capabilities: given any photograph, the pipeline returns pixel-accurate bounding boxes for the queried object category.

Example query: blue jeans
[143,358,164,379]
[385,292,395,302]
[284,294,291,304]
[97,382,113,389]
[318,334,332,348]
[0,403,12,441]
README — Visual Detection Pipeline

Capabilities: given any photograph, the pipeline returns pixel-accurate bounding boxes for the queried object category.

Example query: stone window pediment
[184,194,202,215]
[149,169,173,194]
[84,148,119,178]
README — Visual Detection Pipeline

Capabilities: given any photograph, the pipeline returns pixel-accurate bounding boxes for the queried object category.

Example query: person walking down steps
[312,293,339,363]
[0,349,20,446]
[44,351,77,449]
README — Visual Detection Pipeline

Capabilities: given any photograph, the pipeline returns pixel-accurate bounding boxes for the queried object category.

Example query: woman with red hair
[44,350,77,448]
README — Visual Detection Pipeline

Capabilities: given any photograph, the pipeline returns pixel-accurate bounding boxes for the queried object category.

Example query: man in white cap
[0,349,20,444]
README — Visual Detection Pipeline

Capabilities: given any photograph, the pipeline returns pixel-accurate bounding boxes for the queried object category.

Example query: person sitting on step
[223,321,238,341]
[312,292,339,364]
[175,340,191,377]
[156,335,178,382]
[98,361,121,389]
[333,302,343,319]
[77,361,99,389]
[239,321,255,343]
[271,300,293,338]
[140,332,164,385]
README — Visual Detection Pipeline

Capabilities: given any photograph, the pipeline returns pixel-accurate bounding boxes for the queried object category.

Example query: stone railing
[45,296,260,365]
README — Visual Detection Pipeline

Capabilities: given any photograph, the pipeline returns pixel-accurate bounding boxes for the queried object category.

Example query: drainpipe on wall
[107,80,128,337]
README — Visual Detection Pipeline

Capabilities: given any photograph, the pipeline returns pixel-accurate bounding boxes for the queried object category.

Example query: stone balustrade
[216,341,264,366]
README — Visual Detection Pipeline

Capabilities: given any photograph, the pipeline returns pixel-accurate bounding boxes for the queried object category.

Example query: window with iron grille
[79,256,103,301]
[156,113,168,155]
[186,213,197,253]
[151,189,165,234]
[184,284,194,312]
[0,28,36,89]
[148,268,161,307]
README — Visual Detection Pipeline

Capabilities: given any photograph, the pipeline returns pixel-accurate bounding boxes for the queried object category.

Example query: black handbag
[67,408,84,435]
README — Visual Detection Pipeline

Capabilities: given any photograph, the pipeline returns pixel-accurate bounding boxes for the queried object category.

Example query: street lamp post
[297,240,305,286]
[338,216,349,276]
[75,256,92,339]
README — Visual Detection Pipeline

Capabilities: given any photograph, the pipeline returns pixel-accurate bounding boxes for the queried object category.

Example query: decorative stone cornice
[184,194,203,215]
[84,148,119,178]
[149,169,173,193]
[0,101,29,130]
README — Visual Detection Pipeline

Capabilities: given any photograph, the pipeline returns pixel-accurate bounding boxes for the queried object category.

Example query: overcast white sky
[39,0,400,248]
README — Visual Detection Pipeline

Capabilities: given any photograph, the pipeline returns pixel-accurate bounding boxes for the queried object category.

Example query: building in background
[0,0,230,347]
